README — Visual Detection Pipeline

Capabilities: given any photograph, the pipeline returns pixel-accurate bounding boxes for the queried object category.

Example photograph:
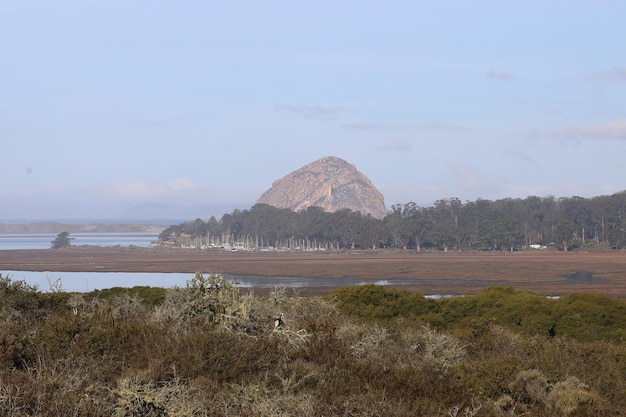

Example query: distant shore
[2,248,626,297]
[0,222,166,234]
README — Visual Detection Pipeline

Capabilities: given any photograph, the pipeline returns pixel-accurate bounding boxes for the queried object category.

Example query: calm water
[0,232,159,250]
[0,233,424,293]
[0,270,421,293]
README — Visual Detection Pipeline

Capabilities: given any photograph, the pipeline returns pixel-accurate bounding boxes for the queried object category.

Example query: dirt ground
[2,248,626,297]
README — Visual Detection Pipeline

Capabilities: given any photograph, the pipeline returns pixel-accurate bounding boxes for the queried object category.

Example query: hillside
[256,156,388,218]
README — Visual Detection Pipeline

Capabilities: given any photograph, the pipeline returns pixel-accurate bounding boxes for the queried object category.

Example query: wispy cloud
[501,149,540,167]
[96,178,197,200]
[555,119,626,140]
[342,121,468,131]
[586,67,626,83]
[485,69,513,80]
[342,122,411,131]
[128,118,188,128]
[448,161,500,197]
[417,121,470,131]
[380,140,412,152]
[275,104,342,120]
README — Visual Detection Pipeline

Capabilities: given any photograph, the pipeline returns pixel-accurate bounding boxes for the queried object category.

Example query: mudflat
[2,248,626,297]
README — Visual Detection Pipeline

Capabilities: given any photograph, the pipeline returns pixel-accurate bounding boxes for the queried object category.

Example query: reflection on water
[2,269,609,296]
[3,270,431,293]
[561,271,608,284]
[0,232,159,250]
[223,275,416,288]
[3,270,477,295]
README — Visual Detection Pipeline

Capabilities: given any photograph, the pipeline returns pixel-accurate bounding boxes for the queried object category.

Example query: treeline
[159,192,626,251]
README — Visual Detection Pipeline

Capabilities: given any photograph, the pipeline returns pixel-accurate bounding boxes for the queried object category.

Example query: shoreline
[2,248,626,297]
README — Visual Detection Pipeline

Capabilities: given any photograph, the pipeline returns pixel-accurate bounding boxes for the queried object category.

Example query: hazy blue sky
[2,1,625,221]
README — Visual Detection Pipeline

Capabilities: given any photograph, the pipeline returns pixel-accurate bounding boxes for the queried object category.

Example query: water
[1,218,183,225]
[0,270,433,293]
[561,270,608,284]
[0,232,159,250]
[2,271,193,292]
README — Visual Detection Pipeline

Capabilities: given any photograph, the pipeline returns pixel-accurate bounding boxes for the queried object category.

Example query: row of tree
[158,192,626,251]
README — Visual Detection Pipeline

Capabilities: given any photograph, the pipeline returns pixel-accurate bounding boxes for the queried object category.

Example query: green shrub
[0,274,42,312]
[328,284,434,322]
[1,277,626,416]
[87,286,166,307]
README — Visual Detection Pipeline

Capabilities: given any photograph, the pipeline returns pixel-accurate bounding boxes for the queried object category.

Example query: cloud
[555,119,626,140]
[448,161,500,197]
[380,140,412,152]
[501,149,540,167]
[342,122,411,131]
[586,67,626,83]
[123,118,189,129]
[417,121,470,131]
[274,104,342,120]
[1,178,260,220]
[485,69,513,80]
[97,178,197,200]
[342,121,468,131]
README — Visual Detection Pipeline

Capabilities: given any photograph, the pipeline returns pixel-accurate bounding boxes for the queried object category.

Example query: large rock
[256,156,387,218]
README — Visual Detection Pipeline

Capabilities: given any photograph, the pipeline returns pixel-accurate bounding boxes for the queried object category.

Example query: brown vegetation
[1,274,625,416]
[2,248,626,297]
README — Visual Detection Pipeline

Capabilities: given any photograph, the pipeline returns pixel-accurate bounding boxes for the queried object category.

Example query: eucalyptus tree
[460,199,490,250]
[560,196,593,246]
[607,228,626,249]
[332,209,366,249]
[220,209,245,243]
[357,215,386,249]
[521,196,547,246]
[430,198,462,251]
[385,202,420,249]
[555,218,577,251]
[296,206,331,243]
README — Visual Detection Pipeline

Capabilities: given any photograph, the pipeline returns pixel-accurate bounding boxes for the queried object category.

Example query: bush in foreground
[0,273,624,416]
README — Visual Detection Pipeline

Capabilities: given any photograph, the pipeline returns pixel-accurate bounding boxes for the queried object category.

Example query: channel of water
[1,270,477,296]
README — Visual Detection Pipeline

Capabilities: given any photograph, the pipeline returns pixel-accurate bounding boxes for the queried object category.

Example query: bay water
[0,232,159,250]
[0,270,416,293]
[0,232,453,296]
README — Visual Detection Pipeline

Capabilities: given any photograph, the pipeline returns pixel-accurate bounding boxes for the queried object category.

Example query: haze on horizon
[2,1,625,222]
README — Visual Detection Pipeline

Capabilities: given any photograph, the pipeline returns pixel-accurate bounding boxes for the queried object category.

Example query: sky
[2,1,626,222]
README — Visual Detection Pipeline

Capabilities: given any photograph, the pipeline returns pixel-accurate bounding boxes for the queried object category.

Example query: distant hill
[256,156,388,218]
[0,222,165,234]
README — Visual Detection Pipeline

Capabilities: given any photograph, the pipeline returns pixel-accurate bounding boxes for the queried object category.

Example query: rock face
[256,156,387,218]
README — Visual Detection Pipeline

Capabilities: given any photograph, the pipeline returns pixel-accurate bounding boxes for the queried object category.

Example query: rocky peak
[256,156,387,218]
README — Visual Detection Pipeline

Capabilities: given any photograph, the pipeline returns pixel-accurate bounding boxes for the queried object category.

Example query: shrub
[154,273,248,331]
[408,325,466,371]
[328,284,434,322]
[87,286,166,307]
[509,369,549,406]
[0,274,41,312]
[547,376,599,416]
[1,277,626,416]
[112,377,202,417]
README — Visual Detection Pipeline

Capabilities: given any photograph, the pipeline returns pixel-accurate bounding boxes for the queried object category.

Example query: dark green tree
[607,228,625,249]
[555,218,577,251]
[51,231,73,249]
[385,203,419,249]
